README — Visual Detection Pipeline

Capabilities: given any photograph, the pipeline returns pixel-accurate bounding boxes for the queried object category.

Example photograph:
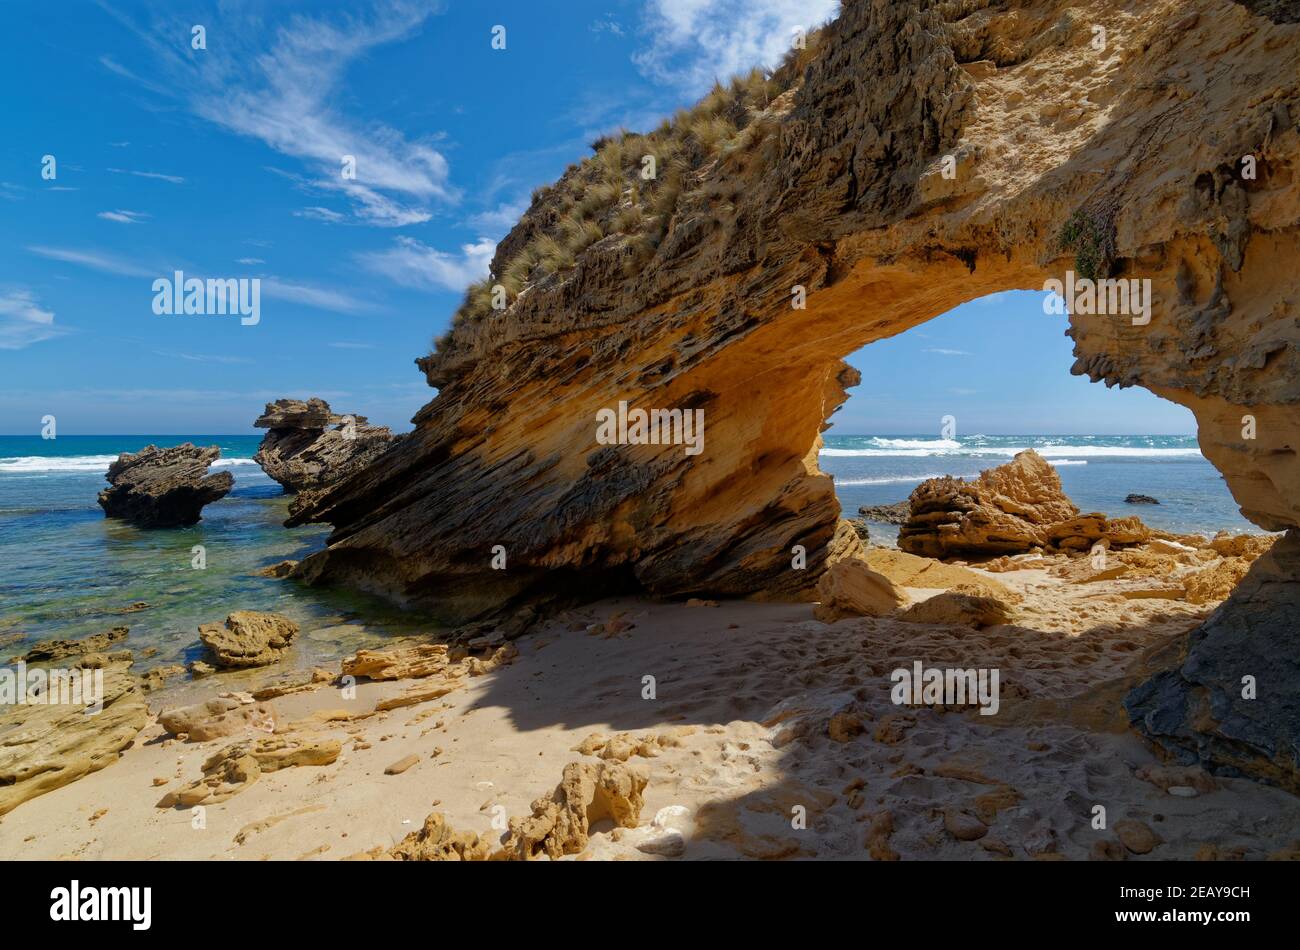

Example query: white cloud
[923,347,973,357]
[358,236,495,293]
[293,206,346,224]
[468,200,528,235]
[107,167,186,184]
[236,257,265,265]
[0,288,63,349]
[634,0,839,93]
[261,279,373,315]
[101,2,453,227]
[26,245,153,278]
[98,209,149,224]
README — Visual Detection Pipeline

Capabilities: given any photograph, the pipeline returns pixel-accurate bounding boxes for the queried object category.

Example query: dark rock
[97,443,233,528]
[1126,529,1300,791]
[1125,494,1160,505]
[856,501,910,525]
[846,517,871,540]
[253,398,394,495]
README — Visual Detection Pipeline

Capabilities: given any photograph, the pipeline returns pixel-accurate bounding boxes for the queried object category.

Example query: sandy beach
[7,536,1298,862]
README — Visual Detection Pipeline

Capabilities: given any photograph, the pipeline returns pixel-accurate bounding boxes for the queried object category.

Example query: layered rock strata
[253,398,394,495]
[284,2,1299,781]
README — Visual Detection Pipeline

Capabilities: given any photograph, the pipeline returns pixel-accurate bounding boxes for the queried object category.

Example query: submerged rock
[20,626,128,662]
[857,501,911,525]
[198,611,299,669]
[97,443,232,528]
[253,397,393,494]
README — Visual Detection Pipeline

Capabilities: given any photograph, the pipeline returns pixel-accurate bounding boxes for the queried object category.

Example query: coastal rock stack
[97,443,233,528]
[253,397,393,494]
[282,2,1300,784]
[897,450,1151,558]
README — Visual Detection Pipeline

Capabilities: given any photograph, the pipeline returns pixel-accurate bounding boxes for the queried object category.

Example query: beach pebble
[637,829,686,857]
[943,809,988,841]
[1115,819,1162,855]
[384,754,420,775]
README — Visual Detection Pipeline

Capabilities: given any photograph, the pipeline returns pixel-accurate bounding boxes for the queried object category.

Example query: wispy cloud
[26,245,154,278]
[27,245,368,315]
[236,257,265,265]
[107,167,186,185]
[634,0,839,93]
[261,279,373,315]
[151,349,254,365]
[97,209,149,224]
[99,1,453,227]
[924,347,972,357]
[293,206,347,224]
[358,236,494,293]
[0,288,64,349]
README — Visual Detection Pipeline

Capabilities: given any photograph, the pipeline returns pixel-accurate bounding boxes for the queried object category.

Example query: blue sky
[0,0,1192,436]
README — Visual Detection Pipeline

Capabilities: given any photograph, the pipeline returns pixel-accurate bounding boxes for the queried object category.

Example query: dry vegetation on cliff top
[431,31,827,356]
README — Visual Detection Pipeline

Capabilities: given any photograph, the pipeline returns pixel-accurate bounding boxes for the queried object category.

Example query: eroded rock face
[900,451,1080,557]
[284,3,1298,779]
[198,611,299,669]
[1127,529,1300,791]
[0,660,148,816]
[253,398,394,496]
[97,443,233,528]
[500,759,649,860]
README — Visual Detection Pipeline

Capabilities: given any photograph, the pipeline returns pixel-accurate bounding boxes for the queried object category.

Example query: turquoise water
[821,434,1261,538]
[0,433,1262,684]
[0,435,433,689]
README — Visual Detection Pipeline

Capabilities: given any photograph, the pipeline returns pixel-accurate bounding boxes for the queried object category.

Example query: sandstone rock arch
[294,0,1299,783]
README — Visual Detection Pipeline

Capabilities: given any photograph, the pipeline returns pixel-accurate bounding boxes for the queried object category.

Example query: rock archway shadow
[293,1,1300,787]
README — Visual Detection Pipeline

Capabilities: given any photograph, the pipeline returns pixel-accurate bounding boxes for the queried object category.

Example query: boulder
[253,397,394,495]
[198,611,299,668]
[814,557,905,622]
[899,451,1079,558]
[158,696,276,741]
[1125,494,1160,505]
[1127,529,1300,791]
[97,443,232,528]
[157,736,340,807]
[499,760,648,860]
[899,590,1014,628]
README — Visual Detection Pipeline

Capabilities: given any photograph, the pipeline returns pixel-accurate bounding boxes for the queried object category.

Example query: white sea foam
[820,445,1200,459]
[0,455,259,474]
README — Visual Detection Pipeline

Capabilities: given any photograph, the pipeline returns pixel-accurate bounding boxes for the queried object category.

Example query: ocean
[0,432,1262,685]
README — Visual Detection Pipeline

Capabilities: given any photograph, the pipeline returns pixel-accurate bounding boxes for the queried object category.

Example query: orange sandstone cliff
[292,1,1300,786]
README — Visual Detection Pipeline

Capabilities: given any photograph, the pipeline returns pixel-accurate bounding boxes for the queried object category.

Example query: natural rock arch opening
[292,0,1300,785]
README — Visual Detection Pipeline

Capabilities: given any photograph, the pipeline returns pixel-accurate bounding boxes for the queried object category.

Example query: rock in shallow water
[198,611,299,669]
[96,443,232,528]
[252,397,394,495]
